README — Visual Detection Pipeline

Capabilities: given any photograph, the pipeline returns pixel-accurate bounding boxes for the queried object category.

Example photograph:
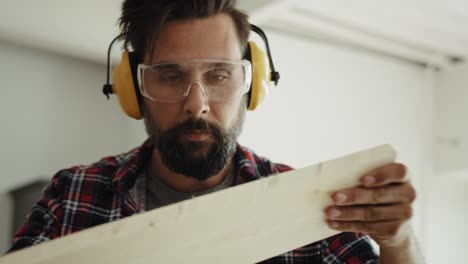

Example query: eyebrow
[208,63,234,69]
[152,62,236,72]
[153,64,181,71]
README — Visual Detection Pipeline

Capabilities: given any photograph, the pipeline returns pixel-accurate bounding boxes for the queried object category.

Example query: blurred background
[0,0,467,262]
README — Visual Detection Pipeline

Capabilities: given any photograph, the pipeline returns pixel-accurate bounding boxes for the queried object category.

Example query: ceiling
[1,0,467,67]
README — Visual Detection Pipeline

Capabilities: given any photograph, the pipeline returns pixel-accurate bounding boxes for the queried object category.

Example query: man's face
[142,14,247,180]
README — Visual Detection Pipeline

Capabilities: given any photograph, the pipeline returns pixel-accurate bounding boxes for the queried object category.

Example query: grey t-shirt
[145,169,236,211]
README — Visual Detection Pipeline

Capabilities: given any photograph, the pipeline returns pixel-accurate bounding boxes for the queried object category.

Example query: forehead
[154,61,237,69]
[148,13,243,63]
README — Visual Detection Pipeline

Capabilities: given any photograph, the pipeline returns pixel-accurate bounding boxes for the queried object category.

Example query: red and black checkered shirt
[8,140,378,263]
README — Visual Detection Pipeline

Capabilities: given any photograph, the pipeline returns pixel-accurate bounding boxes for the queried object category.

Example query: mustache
[173,118,223,136]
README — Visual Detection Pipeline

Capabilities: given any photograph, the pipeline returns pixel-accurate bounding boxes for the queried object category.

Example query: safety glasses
[138,59,252,103]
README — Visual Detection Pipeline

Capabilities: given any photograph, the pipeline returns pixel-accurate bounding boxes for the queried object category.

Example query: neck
[147,148,233,193]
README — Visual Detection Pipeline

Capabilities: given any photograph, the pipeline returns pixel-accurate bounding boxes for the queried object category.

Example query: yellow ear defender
[246,24,280,110]
[102,24,280,119]
[109,51,142,119]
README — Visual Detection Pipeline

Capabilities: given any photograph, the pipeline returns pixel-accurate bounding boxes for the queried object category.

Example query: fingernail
[335,193,348,203]
[329,221,340,228]
[329,209,341,218]
[364,176,376,186]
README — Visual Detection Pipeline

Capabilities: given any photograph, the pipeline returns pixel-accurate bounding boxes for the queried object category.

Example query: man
[8,0,422,262]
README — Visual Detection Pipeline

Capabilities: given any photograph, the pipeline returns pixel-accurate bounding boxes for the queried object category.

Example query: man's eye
[160,73,182,83]
[211,75,227,81]
[207,70,230,82]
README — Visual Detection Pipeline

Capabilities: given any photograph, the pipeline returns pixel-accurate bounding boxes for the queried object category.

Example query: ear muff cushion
[112,51,142,120]
[246,41,270,111]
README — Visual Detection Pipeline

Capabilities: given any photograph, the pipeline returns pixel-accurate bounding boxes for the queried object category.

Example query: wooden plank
[1,144,396,264]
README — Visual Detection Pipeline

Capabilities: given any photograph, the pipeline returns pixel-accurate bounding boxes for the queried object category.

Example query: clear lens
[138,59,252,103]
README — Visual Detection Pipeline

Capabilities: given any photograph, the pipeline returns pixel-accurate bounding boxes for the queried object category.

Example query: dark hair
[118,0,250,62]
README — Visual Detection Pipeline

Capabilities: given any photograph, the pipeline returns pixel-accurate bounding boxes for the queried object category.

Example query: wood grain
[1,144,396,264]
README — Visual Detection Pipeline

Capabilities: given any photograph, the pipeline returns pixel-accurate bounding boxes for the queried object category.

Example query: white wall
[0,40,146,193]
[425,63,468,263]
[240,31,432,167]
[0,40,146,252]
[425,176,468,263]
[434,63,468,174]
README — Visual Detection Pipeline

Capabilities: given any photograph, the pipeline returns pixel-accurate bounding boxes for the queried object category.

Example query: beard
[143,103,246,181]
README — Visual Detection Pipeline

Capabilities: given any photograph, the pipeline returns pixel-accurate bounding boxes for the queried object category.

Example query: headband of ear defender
[102,24,280,120]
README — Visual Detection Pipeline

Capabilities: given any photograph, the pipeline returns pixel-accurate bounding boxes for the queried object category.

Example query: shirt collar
[112,139,153,194]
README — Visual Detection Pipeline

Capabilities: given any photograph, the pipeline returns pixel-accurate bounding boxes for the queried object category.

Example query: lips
[181,130,211,141]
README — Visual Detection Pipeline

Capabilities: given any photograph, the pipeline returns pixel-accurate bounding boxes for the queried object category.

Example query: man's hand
[324,163,416,248]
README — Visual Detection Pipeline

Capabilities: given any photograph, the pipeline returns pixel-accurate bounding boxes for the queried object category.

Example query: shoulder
[48,142,150,196]
[235,145,293,182]
[52,150,129,186]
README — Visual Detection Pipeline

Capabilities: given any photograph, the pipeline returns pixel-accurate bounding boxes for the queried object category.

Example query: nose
[183,81,210,117]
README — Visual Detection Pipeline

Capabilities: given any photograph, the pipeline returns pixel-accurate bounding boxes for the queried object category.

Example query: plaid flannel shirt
[8,140,378,263]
